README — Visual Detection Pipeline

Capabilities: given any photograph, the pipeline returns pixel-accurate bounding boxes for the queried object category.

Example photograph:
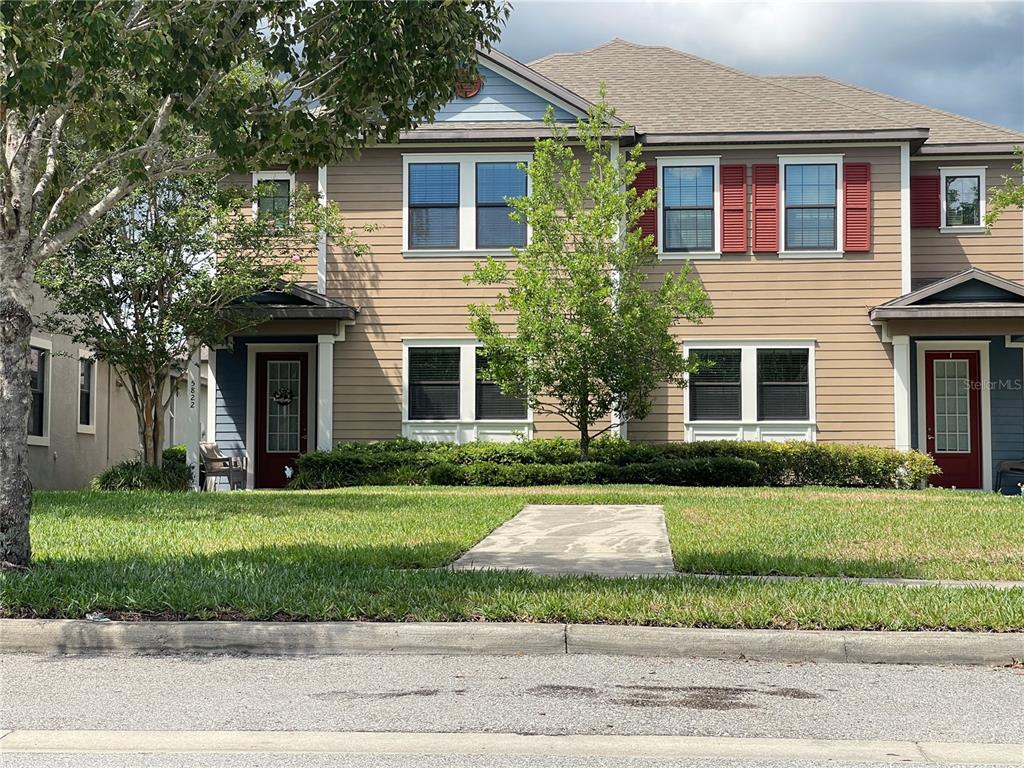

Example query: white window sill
[402,249,515,259]
[77,424,97,435]
[658,252,721,261]
[404,419,532,426]
[685,420,816,427]
[778,251,845,260]
[939,226,987,235]
[27,435,49,447]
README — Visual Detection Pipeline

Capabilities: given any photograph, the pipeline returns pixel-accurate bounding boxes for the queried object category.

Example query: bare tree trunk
[0,292,33,567]
[579,399,591,461]
[138,389,164,466]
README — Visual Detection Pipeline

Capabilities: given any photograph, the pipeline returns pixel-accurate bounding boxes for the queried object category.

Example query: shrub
[292,437,936,489]
[92,457,193,492]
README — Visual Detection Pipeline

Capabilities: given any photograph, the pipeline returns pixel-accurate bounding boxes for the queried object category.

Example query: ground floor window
[79,356,95,428]
[686,341,814,427]
[28,346,48,438]
[404,341,528,424]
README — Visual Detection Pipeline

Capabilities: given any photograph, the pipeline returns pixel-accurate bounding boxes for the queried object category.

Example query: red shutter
[632,164,657,245]
[720,164,747,253]
[911,175,941,228]
[843,162,871,252]
[751,164,779,252]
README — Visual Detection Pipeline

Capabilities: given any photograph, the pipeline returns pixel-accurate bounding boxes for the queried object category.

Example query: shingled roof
[529,39,1023,150]
[763,75,1024,150]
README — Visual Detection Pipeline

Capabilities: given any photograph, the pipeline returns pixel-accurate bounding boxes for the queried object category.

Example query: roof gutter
[916,142,1024,155]
[629,127,930,150]
[870,304,1024,321]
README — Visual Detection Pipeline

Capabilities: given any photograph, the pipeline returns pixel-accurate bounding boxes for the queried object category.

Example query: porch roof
[234,283,357,322]
[869,268,1024,321]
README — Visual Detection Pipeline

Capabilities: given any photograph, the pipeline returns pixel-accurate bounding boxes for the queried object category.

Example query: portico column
[316,334,335,451]
[892,335,912,450]
[184,347,203,488]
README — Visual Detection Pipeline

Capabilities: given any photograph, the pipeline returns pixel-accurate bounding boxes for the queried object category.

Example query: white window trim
[401,153,532,258]
[401,338,533,443]
[656,155,722,260]
[915,340,992,491]
[251,170,295,221]
[778,154,844,259]
[77,349,97,435]
[27,336,53,447]
[939,166,987,233]
[682,339,816,443]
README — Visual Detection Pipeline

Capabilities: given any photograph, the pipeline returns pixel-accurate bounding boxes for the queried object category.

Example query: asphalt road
[1,652,1022,767]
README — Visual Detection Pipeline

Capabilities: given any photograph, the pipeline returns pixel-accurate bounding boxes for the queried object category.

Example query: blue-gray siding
[921,281,1024,304]
[434,66,574,122]
[215,343,247,454]
[910,335,1024,492]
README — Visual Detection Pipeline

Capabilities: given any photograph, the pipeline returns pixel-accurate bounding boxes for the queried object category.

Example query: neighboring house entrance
[924,350,982,489]
[255,352,308,488]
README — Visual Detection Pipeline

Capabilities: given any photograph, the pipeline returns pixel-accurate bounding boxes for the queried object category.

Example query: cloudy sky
[497,1,1024,131]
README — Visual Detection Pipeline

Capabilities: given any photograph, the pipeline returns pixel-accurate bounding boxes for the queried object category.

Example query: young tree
[36,174,364,467]
[1,0,507,566]
[466,96,712,460]
[985,147,1024,228]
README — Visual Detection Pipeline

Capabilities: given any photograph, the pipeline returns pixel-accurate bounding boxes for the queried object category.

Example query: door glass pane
[266,360,300,453]
[933,359,970,453]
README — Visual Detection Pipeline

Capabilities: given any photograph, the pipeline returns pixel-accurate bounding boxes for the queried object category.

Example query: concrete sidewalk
[451,504,676,576]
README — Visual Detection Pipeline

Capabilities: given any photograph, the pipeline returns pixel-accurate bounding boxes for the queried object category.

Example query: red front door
[924,350,982,489]
[255,353,309,488]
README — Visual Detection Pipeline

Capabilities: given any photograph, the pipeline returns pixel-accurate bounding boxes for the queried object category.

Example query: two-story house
[209,39,1024,491]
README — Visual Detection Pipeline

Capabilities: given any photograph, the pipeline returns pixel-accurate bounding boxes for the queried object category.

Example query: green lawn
[3,486,1022,631]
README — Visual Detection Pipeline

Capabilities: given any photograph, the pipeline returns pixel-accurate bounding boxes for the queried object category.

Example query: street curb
[565,625,1024,666]
[0,619,565,657]
[2,619,1021,665]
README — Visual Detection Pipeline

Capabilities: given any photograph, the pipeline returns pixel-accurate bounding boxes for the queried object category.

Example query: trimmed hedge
[292,437,936,489]
[92,446,194,492]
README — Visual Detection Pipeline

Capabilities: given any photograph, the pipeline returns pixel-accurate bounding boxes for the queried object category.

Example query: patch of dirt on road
[526,682,823,711]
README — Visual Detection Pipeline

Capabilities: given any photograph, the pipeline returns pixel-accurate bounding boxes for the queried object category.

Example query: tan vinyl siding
[629,146,903,445]
[323,144,902,446]
[325,147,578,441]
[911,158,1023,284]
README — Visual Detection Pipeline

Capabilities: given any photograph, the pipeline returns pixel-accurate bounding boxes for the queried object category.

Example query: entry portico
[873,269,1024,491]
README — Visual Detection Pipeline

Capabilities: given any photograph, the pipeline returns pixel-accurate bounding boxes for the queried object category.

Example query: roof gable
[433,64,575,123]
[883,269,1024,308]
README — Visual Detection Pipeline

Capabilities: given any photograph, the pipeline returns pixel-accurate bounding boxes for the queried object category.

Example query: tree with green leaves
[985,147,1024,228]
[466,95,713,460]
[37,174,365,468]
[1,0,508,567]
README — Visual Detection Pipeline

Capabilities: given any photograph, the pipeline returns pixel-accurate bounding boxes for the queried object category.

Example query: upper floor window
[663,165,714,252]
[408,163,461,250]
[657,156,720,257]
[940,166,986,230]
[28,346,47,438]
[253,171,293,228]
[783,163,837,251]
[403,153,531,256]
[476,162,527,248]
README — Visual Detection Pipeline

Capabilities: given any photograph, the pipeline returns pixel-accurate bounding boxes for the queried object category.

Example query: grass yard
[3,486,1022,631]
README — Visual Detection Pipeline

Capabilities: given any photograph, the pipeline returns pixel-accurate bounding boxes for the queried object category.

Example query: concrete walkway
[450,504,675,577]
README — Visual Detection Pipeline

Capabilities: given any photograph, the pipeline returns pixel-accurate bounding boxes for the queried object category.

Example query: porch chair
[995,459,1024,495]
[199,442,247,491]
